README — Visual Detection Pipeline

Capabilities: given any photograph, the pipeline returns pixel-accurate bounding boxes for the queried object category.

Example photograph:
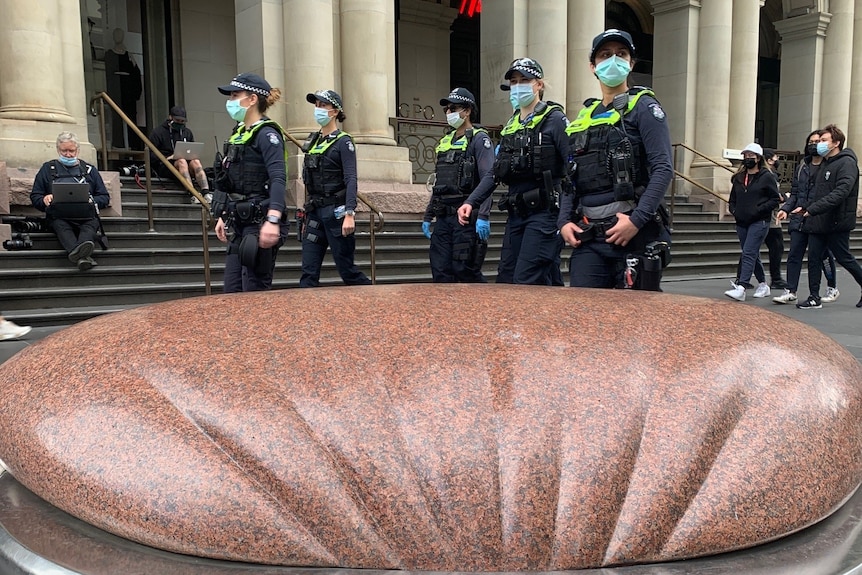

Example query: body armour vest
[494,101,565,185]
[433,128,486,200]
[224,119,285,200]
[304,130,350,197]
[566,88,652,198]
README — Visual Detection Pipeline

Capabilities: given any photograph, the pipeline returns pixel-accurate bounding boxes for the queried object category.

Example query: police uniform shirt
[249,122,287,215]
[561,92,672,230]
[30,160,111,213]
[302,130,359,212]
[466,105,569,208]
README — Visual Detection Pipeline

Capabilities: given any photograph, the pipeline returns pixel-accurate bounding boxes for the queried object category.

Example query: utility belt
[432,194,466,217]
[227,196,270,226]
[498,184,560,218]
[574,214,623,243]
[305,190,346,211]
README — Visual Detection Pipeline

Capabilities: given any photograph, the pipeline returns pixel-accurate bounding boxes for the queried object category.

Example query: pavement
[1,274,860,367]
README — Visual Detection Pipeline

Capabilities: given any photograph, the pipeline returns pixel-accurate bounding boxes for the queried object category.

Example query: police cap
[590,29,636,62]
[439,87,476,110]
[306,90,344,112]
[500,57,543,91]
[217,73,272,97]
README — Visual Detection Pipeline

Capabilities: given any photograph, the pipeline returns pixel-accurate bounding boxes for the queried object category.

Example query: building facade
[0,0,857,207]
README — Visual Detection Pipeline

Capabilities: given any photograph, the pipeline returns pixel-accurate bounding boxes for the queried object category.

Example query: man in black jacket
[797,124,862,309]
[148,106,211,202]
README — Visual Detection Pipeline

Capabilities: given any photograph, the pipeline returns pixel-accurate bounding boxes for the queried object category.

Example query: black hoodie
[149,119,195,164]
[728,167,780,226]
[803,147,860,234]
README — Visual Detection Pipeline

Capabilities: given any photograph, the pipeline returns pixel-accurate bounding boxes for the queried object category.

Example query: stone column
[850,0,862,149]
[480,0,525,124]
[820,0,854,132]
[234,0,287,128]
[0,0,74,123]
[651,0,702,208]
[0,0,93,167]
[692,0,734,199]
[526,0,568,107]
[566,0,604,114]
[340,0,411,183]
[727,0,764,150]
[283,0,335,141]
[774,12,831,150]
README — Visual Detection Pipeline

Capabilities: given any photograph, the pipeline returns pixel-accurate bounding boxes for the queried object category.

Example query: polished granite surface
[1,285,861,570]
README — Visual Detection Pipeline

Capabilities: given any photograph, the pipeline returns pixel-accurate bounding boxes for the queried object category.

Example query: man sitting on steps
[30,131,111,271]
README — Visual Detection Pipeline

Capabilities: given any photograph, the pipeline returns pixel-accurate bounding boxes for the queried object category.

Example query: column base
[0,106,75,123]
[356,142,414,184]
[0,118,94,168]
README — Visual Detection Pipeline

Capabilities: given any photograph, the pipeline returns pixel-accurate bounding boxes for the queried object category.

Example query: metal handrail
[283,132,385,284]
[669,143,733,226]
[89,92,213,293]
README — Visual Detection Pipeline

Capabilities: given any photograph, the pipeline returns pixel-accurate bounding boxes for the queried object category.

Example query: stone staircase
[3,177,861,326]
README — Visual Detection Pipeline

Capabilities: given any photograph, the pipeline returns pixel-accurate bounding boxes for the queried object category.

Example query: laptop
[51,182,94,219]
[52,182,91,203]
[173,141,205,161]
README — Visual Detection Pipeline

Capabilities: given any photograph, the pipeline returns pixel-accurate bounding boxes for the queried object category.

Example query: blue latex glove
[422,221,432,239]
[476,218,490,241]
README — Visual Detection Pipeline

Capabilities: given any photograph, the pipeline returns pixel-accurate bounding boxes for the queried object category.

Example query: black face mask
[743,158,757,169]
[806,143,818,157]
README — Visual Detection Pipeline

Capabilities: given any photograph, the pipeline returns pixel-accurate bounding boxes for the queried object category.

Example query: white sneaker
[724,283,746,302]
[773,289,797,304]
[753,282,771,298]
[0,319,31,341]
[822,287,840,303]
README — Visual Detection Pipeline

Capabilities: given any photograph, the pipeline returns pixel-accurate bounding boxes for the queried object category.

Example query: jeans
[735,220,768,285]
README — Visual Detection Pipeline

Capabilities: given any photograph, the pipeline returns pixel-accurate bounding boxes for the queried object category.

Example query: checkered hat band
[510,64,540,78]
[447,93,473,105]
[319,93,342,111]
[230,80,269,96]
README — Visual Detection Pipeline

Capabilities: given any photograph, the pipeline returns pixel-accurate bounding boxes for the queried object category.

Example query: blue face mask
[57,155,78,167]
[509,83,536,110]
[595,55,632,87]
[314,107,333,127]
[225,98,248,122]
[816,141,831,157]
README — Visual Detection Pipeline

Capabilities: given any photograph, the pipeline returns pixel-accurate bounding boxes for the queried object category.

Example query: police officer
[422,88,495,282]
[457,58,568,285]
[560,29,673,290]
[212,73,289,293]
[299,89,371,287]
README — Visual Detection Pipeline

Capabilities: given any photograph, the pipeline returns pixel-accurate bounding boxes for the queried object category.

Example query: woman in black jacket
[724,143,780,302]
[773,130,838,304]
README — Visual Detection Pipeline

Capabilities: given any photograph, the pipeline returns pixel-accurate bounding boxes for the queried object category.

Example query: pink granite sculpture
[0,284,860,570]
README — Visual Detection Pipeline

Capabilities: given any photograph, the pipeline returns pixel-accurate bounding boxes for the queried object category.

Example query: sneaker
[857,295,862,308]
[822,287,840,303]
[204,192,213,203]
[0,320,31,341]
[724,282,746,302]
[772,289,797,304]
[770,279,789,290]
[753,282,771,298]
[796,295,822,309]
[77,256,95,271]
[68,240,95,263]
